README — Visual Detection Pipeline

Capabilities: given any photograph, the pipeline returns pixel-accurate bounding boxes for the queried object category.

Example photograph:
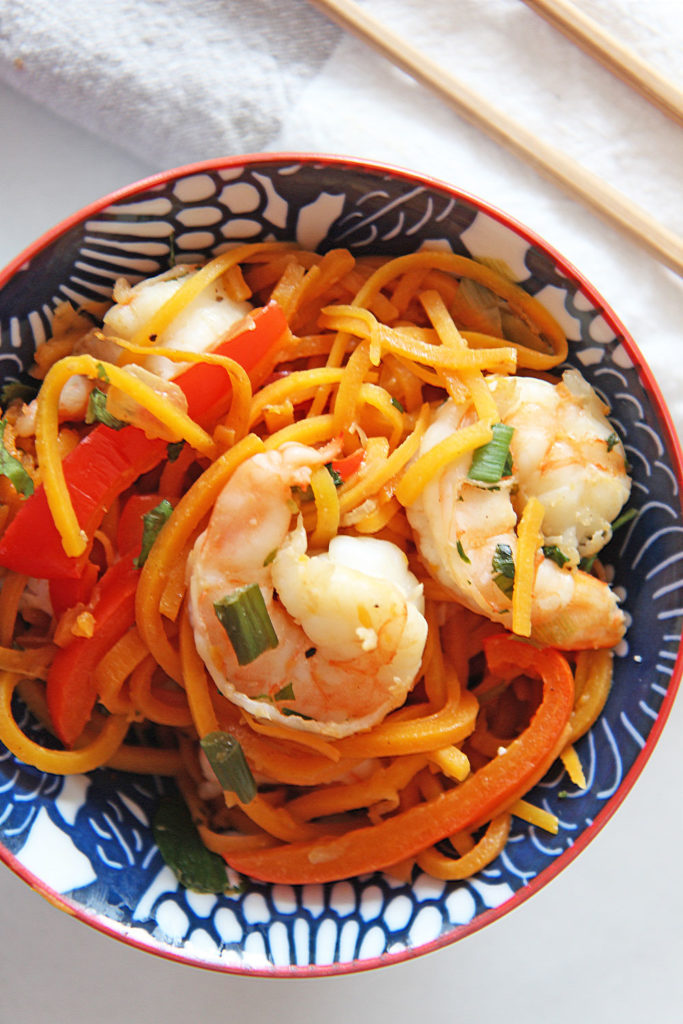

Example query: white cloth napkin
[1,0,681,432]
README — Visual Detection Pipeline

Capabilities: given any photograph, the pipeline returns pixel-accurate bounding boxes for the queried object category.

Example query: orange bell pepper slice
[222,635,575,884]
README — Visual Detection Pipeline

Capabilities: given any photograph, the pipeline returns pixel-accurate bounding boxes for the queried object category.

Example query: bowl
[1,153,681,976]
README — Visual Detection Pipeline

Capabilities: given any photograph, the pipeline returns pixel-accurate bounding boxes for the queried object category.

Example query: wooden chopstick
[521,0,683,126]
[307,0,683,277]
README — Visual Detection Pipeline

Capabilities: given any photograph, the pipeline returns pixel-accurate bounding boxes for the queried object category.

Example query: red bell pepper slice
[116,493,164,556]
[46,554,139,747]
[0,302,288,580]
[330,448,365,482]
[222,636,575,884]
[0,426,167,580]
[179,300,288,422]
[49,561,99,618]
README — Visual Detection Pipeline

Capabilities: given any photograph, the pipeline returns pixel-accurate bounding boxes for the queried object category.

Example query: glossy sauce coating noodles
[0,245,629,886]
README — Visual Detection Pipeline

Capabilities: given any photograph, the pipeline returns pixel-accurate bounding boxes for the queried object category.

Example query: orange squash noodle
[0,245,623,888]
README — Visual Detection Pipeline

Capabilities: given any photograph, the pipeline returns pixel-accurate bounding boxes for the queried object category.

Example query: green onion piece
[95,362,110,382]
[152,794,233,893]
[579,554,597,573]
[325,462,343,487]
[606,431,620,452]
[200,731,257,803]
[542,544,569,568]
[492,542,515,595]
[611,507,638,532]
[0,379,39,406]
[468,423,515,483]
[274,682,295,702]
[85,387,127,430]
[0,420,34,497]
[213,583,279,665]
[262,548,277,567]
[166,440,184,462]
[456,539,471,563]
[135,498,174,568]
[391,396,405,413]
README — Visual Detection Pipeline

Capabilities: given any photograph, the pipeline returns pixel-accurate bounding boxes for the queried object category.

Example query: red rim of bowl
[1,151,682,977]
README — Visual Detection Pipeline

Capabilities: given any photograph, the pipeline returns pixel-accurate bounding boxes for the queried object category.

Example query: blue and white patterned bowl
[1,154,681,976]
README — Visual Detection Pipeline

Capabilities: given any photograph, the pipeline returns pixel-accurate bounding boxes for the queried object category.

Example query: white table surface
[1,57,683,1024]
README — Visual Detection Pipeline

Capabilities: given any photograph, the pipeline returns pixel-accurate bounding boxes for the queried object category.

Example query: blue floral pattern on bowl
[1,156,681,975]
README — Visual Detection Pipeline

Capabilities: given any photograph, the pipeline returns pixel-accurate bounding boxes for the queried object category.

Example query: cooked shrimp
[489,369,631,563]
[15,266,250,437]
[103,265,252,379]
[407,370,631,649]
[187,444,428,738]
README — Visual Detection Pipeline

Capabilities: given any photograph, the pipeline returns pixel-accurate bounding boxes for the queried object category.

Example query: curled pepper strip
[0,302,288,579]
[222,635,575,884]
[46,555,139,746]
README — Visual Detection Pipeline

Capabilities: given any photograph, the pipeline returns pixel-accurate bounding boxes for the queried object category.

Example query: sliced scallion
[153,794,232,893]
[166,440,184,462]
[274,682,295,702]
[542,544,569,568]
[135,498,174,568]
[492,542,515,595]
[456,539,471,564]
[200,731,257,803]
[611,507,638,532]
[213,583,279,665]
[468,423,515,483]
[86,387,127,430]
[325,462,343,487]
[0,379,39,406]
[0,419,34,497]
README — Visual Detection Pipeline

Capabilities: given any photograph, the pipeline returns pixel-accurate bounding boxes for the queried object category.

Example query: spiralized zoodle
[0,244,631,887]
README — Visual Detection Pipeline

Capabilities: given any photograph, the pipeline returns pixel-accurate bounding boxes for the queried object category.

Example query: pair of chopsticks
[308,0,683,277]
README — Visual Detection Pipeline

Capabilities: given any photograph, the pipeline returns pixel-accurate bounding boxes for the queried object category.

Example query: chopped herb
[542,544,569,568]
[214,583,279,665]
[274,682,295,702]
[468,423,515,483]
[492,542,515,596]
[305,646,317,659]
[85,387,127,430]
[262,548,278,567]
[292,484,313,502]
[166,440,184,462]
[325,462,343,487]
[153,794,233,893]
[281,708,314,720]
[579,554,597,573]
[200,731,257,803]
[611,507,638,532]
[557,790,569,800]
[95,362,110,382]
[606,432,619,452]
[0,379,39,406]
[456,539,471,564]
[135,498,173,568]
[0,419,34,497]
[390,396,405,413]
